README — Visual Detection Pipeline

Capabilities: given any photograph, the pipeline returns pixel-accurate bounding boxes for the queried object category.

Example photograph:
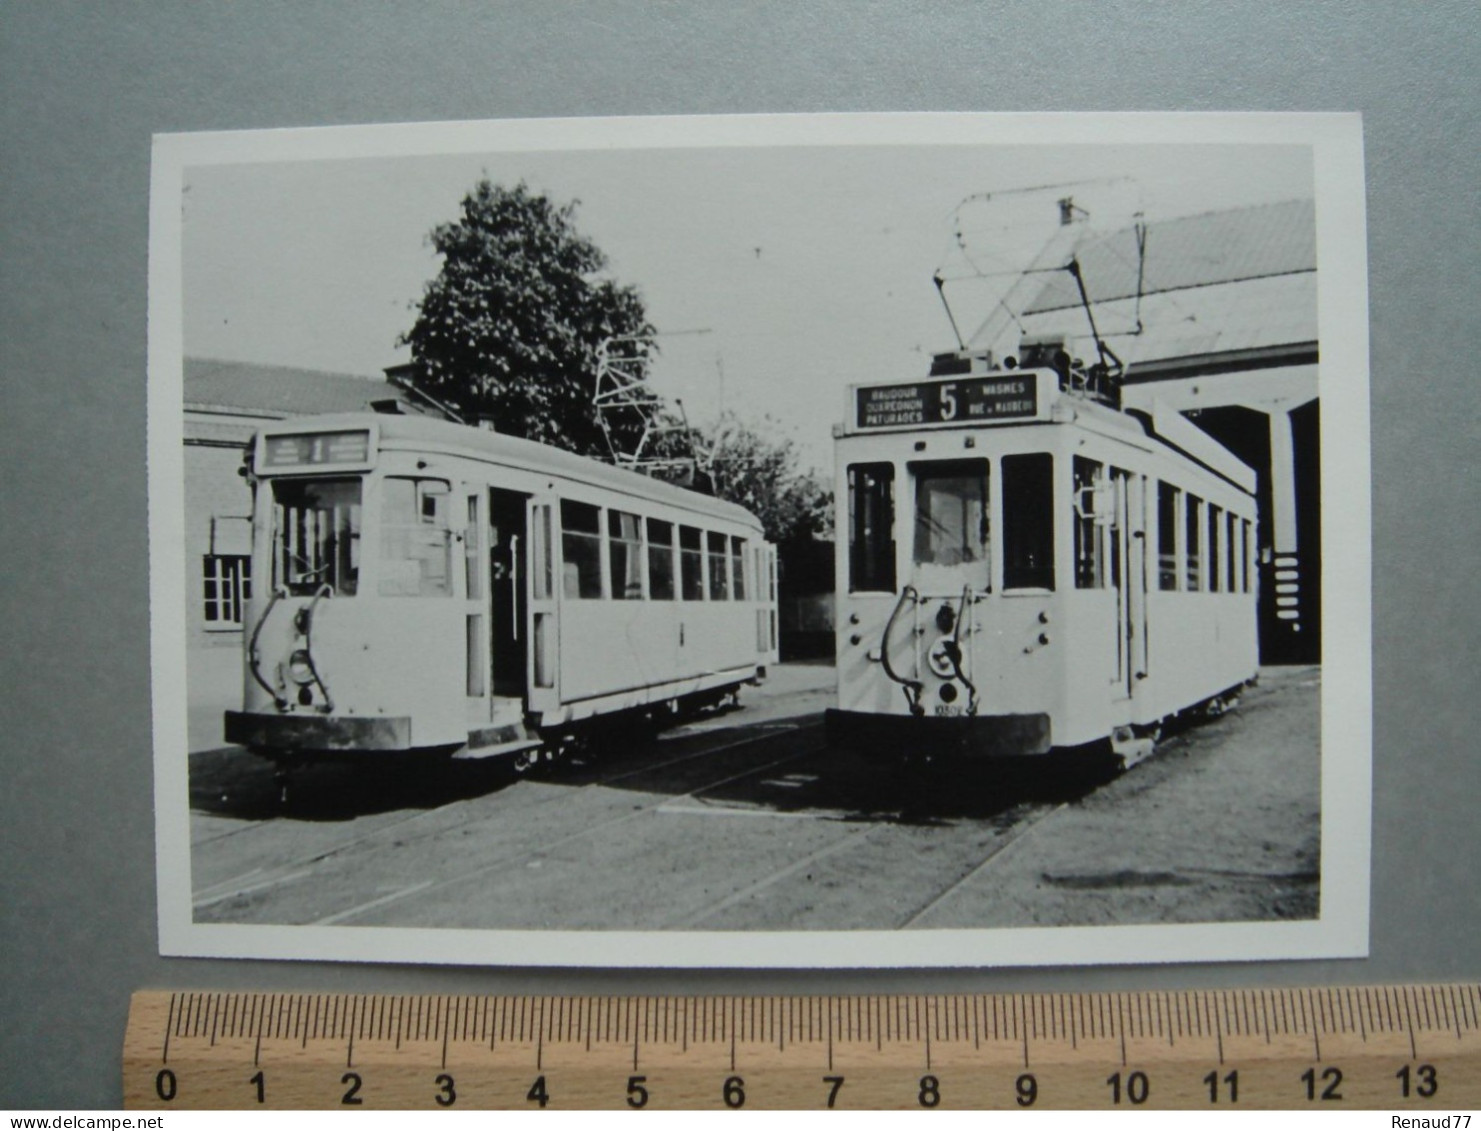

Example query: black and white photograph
[148,113,1371,967]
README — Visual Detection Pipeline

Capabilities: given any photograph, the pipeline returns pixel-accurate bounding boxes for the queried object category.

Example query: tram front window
[912,459,989,589]
[847,463,895,593]
[271,478,361,596]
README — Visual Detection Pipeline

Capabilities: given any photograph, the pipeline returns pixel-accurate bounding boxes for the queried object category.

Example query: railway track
[189,709,1086,934]
[186,668,1321,936]
[191,719,825,920]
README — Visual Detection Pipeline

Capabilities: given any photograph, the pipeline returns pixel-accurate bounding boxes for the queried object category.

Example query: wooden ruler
[124,985,1480,1110]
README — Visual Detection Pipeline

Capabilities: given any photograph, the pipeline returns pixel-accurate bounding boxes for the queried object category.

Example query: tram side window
[731,537,748,600]
[647,519,675,600]
[464,494,483,601]
[1109,468,1129,591]
[680,525,704,600]
[1227,511,1238,594]
[848,463,896,593]
[1185,494,1203,592]
[707,532,729,600]
[272,478,360,597]
[1208,504,1222,592]
[379,478,452,597]
[1241,519,1252,593]
[608,509,644,599]
[531,503,553,600]
[1002,453,1055,591]
[1073,456,1105,589]
[561,500,604,599]
[1158,481,1180,591]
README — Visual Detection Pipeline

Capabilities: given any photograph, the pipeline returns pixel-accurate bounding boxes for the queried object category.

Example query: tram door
[488,488,528,699]
[524,498,560,715]
[1112,470,1150,702]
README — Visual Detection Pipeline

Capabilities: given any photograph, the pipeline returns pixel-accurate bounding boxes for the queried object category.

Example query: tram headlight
[936,604,956,634]
[287,649,316,686]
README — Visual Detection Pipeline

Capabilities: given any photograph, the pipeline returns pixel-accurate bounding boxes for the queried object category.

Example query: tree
[679,412,832,546]
[400,180,830,544]
[398,180,655,457]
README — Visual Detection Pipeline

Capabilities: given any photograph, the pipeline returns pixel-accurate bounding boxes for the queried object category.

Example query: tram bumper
[824,708,1051,759]
[224,710,413,753]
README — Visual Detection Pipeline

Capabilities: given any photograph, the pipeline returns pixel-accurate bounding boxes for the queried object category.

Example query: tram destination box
[853,370,1054,432]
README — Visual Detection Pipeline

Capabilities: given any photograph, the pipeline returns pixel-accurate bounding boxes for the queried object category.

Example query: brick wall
[183,416,257,649]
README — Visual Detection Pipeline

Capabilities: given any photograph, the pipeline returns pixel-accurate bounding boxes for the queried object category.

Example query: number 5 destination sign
[855,370,1053,431]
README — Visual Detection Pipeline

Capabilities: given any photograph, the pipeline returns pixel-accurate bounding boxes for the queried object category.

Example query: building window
[848,463,896,592]
[608,509,644,599]
[203,554,251,627]
[1002,453,1055,591]
[561,500,603,599]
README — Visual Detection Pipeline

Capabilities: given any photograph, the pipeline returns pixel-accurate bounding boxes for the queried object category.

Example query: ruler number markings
[125,984,1480,1109]
[1301,1065,1343,1102]
[1106,1069,1150,1106]
[1203,1068,1239,1103]
[1396,1063,1439,1100]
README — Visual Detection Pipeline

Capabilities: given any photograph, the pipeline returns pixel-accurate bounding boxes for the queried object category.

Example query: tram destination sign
[259,427,372,470]
[855,372,1048,431]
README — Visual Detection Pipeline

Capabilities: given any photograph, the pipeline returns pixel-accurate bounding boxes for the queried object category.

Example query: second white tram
[826,356,1258,763]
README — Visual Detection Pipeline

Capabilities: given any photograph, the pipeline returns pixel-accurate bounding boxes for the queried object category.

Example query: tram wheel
[1201,691,1242,720]
[1109,724,1158,770]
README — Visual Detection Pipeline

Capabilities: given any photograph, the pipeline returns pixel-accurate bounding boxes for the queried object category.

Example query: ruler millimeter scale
[124,985,1480,1110]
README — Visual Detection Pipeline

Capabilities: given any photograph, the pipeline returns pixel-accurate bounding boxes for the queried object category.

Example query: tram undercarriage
[230,676,754,801]
[827,677,1249,773]
[824,707,1051,759]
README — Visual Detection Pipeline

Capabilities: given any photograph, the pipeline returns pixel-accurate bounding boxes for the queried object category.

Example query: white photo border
[150,112,1370,968]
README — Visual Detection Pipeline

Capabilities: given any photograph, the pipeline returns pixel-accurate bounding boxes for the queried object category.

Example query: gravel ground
[913,665,1322,928]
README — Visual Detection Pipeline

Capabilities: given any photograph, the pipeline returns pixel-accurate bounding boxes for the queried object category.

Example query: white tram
[826,353,1258,763]
[226,412,779,768]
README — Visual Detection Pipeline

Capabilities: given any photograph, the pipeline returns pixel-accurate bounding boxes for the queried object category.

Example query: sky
[180,127,1314,472]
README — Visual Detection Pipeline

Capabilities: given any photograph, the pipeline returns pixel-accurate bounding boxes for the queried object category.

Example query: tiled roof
[184,357,411,417]
[1021,199,1316,315]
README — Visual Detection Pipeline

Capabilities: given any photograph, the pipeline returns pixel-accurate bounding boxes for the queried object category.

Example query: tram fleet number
[149,1062,1457,1108]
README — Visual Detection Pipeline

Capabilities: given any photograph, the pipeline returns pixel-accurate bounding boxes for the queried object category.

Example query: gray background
[2,1,1476,1109]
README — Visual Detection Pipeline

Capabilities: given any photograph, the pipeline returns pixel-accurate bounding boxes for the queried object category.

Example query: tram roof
[255,411,765,531]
